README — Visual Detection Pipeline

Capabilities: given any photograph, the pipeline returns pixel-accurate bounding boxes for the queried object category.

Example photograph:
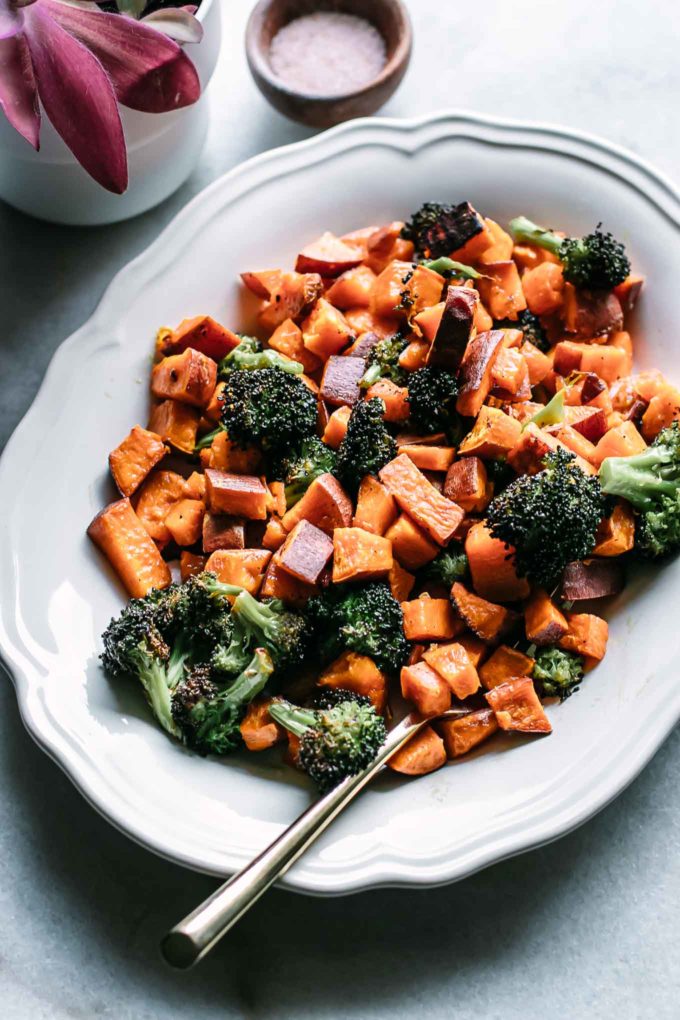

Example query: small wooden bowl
[246,0,412,128]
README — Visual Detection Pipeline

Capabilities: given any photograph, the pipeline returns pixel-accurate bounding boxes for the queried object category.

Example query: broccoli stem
[194,424,225,452]
[422,257,483,279]
[509,216,564,256]
[360,362,382,388]
[201,575,245,600]
[231,591,280,643]
[525,388,566,430]
[268,700,317,738]
[137,655,181,738]
[223,648,274,705]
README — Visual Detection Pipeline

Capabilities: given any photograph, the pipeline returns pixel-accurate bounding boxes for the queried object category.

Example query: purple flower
[0,0,202,193]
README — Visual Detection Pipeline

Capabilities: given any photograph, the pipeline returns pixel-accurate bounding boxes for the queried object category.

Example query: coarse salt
[269,12,387,97]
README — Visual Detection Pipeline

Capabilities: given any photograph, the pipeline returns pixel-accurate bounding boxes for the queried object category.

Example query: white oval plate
[2,112,679,895]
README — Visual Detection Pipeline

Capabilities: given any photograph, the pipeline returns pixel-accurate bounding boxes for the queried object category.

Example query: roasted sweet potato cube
[353,475,397,536]
[401,596,462,642]
[322,405,352,448]
[151,348,217,408]
[593,501,635,556]
[450,582,519,643]
[240,269,282,299]
[613,274,644,312]
[479,645,535,691]
[282,473,353,535]
[457,632,488,668]
[476,260,527,320]
[558,613,609,660]
[387,726,447,776]
[109,425,168,497]
[379,454,464,545]
[592,421,647,468]
[456,330,506,418]
[520,340,552,386]
[204,469,268,520]
[443,456,488,512]
[562,285,623,338]
[302,298,354,359]
[400,661,451,716]
[326,265,376,309]
[369,259,413,320]
[134,469,186,543]
[259,271,324,331]
[385,513,439,570]
[319,651,388,714]
[164,498,204,547]
[320,355,365,407]
[485,677,552,734]
[465,521,530,603]
[490,346,531,400]
[180,551,206,581]
[278,520,334,585]
[204,381,226,424]
[403,265,446,317]
[364,222,413,274]
[148,399,201,454]
[426,285,477,371]
[388,561,415,602]
[87,498,172,597]
[423,642,480,699]
[524,588,569,645]
[521,261,564,315]
[262,517,287,551]
[268,317,322,374]
[260,553,317,606]
[364,379,410,422]
[204,548,272,595]
[202,513,245,554]
[239,697,285,752]
[295,231,363,276]
[458,405,522,459]
[199,432,262,474]
[437,708,499,758]
[397,445,456,472]
[164,315,241,361]
[332,526,393,584]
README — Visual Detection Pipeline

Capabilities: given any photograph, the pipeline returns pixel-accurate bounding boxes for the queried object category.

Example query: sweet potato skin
[278,520,334,585]
[282,473,353,535]
[443,457,488,513]
[87,498,172,597]
[202,514,245,554]
[456,330,506,417]
[204,469,269,520]
[485,677,552,734]
[109,426,168,498]
[320,356,365,407]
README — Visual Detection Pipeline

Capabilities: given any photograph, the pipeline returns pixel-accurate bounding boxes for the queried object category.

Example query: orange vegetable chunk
[87,498,172,597]
[295,231,363,276]
[268,318,321,374]
[388,561,415,602]
[258,271,324,331]
[326,265,376,309]
[282,473,353,535]
[277,520,334,585]
[456,329,506,418]
[443,457,488,512]
[476,260,527,320]
[379,454,464,545]
[397,445,456,472]
[322,405,352,448]
[402,596,462,642]
[524,588,569,645]
[558,613,608,660]
[438,708,499,758]
[202,514,245,554]
[479,645,535,690]
[260,553,316,606]
[385,514,439,569]
[165,315,241,361]
[151,348,217,408]
[134,469,186,543]
[164,498,204,547]
[485,677,552,734]
[423,642,480,699]
[302,298,354,359]
[180,551,206,581]
[594,502,635,556]
[465,521,530,602]
[332,527,393,583]
[109,425,167,497]
[240,697,285,752]
[353,475,397,536]
[450,582,518,643]
[592,421,647,467]
[365,379,410,422]
[458,405,522,459]
[521,261,564,315]
[400,661,451,716]
[148,399,201,454]
[204,548,272,595]
[204,469,269,520]
[387,726,447,776]
[319,651,388,714]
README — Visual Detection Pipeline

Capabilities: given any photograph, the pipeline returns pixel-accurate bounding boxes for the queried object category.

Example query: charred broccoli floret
[496,309,550,353]
[421,544,468,587]
[486,448,605,586]
[276,435,337,506]
[406,365,461,438]
[268,690,387,792]
[334,398,397,495]
[599,423,680,558]
[220,367,317,459]
[402,201,486,259]
[219,335,303,376]
[509,217,630,290]
[532,646,584,701]
[307,582,408,674]
[360,333,409,388]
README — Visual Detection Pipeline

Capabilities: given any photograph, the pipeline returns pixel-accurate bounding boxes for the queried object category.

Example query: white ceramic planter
[0,0,221,225]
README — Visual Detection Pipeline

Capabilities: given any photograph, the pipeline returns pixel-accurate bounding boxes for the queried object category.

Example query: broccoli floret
[220,367,317,458]
[334,398,397,495]
[532,646,584,701]
[402,201,485,258]
[406,365,461,438]
[486,448,605,586]
[219,335,303,376]
[485,457,516,495]
[509,217,630,290]
[268,691,386,792]
[360,333,409,388]
[307,582,408,674]
[599,423,680,558]
[277,436,337,507]
[421,544,468,587]
[173,649,274,755]
[497,309,549,353]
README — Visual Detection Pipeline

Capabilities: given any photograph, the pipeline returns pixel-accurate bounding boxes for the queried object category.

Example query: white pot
[0,0,221,225]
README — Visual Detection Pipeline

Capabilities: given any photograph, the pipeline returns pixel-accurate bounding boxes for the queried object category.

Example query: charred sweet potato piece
[302,298,354,359]
[443,457,488,512]
[365,379,410,422]
[295,231,363,276]
[479,645,535,691]
[148,399,201,454]
[87,498,172,597]
[485,677,552,734]
[320,356,365,407]
[326,265,377,310]
[593,501,635,556]
[524,588,568,645]
[562,285,623,338]
[437,708,499,758]
[402,596,462,642]
[240,697,285,752]
[353,475,397,536]
[458,405,522,459]
[278,520,334,585]
[465,521,530,603]
[450,582,518,643]
[388,561,415,602]
[179,551,206,581]
[456,330,506,418]
[240,269,282,299]
[319,651,388,714]
[379,454,464,545]
[423,642,480,699]
[134,469,186,543]
[282,473,353,535]
[268,318,321,374]
[322,405,352,448]
[202,513,245,554]
[426,286,478,371]
[476,260,527,320]
[260,553,317,606]
[385,514,439,569]
[403,265,446,317]
[400,661,451,716]
[164,499,204,547]
[560,559,625,601]
[332,526,393,584]
[204,469,269,520]
[204,548,272,595]
[151,348,217,408]
[509,422,595,476]
[397,445,456,472]
[558,613,608,660]
[258,271,324,331]
[387,726,447,776]
[369,259,413,320]
[164,315,241,361]
[109,426,168,498]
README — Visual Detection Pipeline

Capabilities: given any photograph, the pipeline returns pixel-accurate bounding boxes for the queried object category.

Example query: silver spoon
[161,706,470,968]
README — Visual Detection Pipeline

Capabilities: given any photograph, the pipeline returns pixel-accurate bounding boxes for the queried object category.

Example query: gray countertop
[1,1,678,1016]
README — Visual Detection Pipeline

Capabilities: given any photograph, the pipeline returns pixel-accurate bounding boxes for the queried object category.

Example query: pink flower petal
[0,17,40,149]
[24,4,127,193]
[44,0,201,114]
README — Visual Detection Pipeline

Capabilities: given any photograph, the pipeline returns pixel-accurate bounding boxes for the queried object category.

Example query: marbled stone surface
[0,1,678,1016]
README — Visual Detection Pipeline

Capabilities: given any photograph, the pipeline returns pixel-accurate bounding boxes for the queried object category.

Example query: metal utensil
[161,707,469,968]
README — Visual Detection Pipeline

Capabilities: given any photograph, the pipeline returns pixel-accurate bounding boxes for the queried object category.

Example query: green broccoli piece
[219,335,303,376]
[268,690,387,792]
[525,388,566,430]
[422,257,483,280]
[509,217,630,290]
[402,201,486,258]
[421,544,469,586]
[276,435,337,507]
[406,365,462,438]
[532,646,584,701]
[496,309,550,353]
[360,333,409,388]
[599,423,680,558]
[486,447,605,586]
[334,398,397,495]
[307,581,408,674]
[220,367,317,459]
